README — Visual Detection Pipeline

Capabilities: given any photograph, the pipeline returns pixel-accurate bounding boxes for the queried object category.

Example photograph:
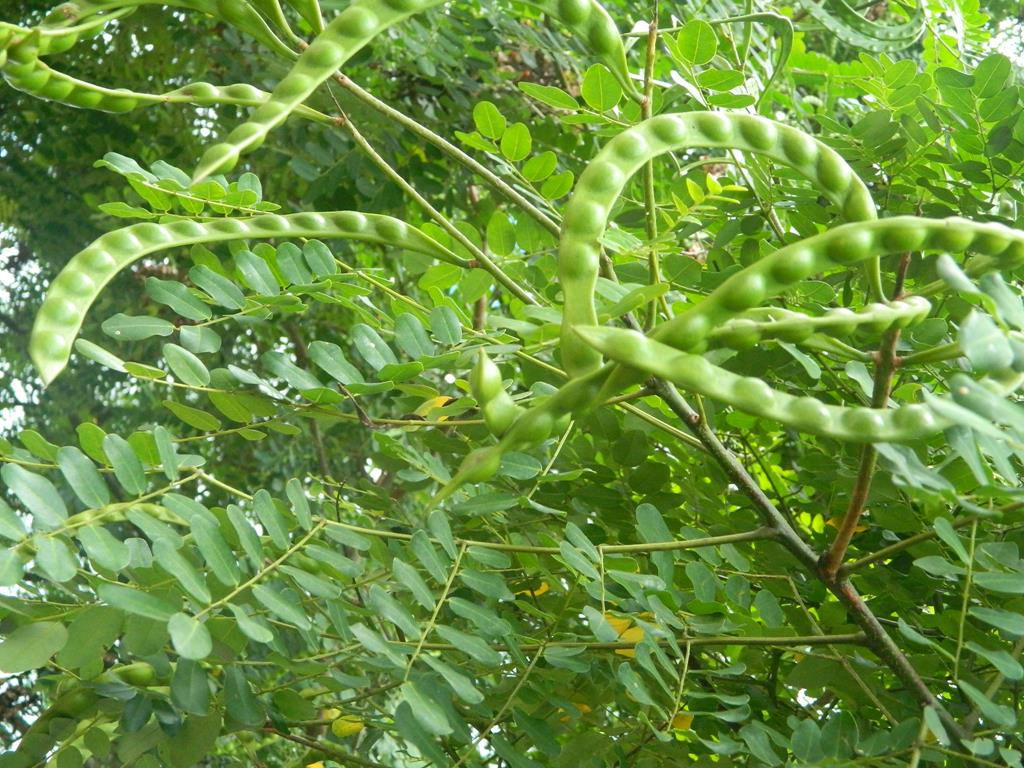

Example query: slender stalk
[319,516,774,555]
[404,543,466,679]
[195,521,326,618]
[641,3,663,329]
[330,106,537,305]
[820,252,911,580]
[404,632,867,652]
[332,73,560,238]
[840,515,980,574]
[952,520,977,680]
[964,634,1024,731]
[264,727,383,768]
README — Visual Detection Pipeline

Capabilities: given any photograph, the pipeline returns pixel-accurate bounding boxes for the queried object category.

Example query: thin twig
[820,251,911,580]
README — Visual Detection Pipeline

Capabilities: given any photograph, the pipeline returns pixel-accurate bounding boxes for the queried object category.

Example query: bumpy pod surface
[708,296,932,350]
[0,36,332,118]
[30,212,459,385]
[576,325,946,442]
[47,0,296,58]
[469,350,522,436]
[558,112,878,377]
[192,0,446,181]
[522,0,639,100]
[2,43,146,113]
[653,216,1024,355]
[1,8,133,57]
[800,0,924,51]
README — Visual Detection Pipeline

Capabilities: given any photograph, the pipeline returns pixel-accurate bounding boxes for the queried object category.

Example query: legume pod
[30,212,461,385]
[192,0,447,181]
[559,111,878,377]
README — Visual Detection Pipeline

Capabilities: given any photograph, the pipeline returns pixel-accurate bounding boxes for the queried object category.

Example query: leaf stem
[331,72,560,238]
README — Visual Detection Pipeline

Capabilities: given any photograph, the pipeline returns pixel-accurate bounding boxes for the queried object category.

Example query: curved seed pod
[2,39,144,112]
[247,0,302,42]
[708,296,932,350]
[521,0,640,100]
[800,0,924,51]
[44,0,296,59]
[438,216,1024,496]
[192,0,447,181]
[30,212,463,385]
[2,8,134,57]
[1,41,332,120]
[559,111,878,377]
[284,0,324,32]
[576,325,945,442]
[469,350,523,436]
[708,13,792,109]
[652,217,1024,356]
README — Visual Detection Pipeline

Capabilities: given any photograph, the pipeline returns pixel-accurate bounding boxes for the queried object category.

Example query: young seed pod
[576,325,949,443]
[706,296,932,351]
[558,112,879,378]
[801,0,924,51]
[524,0,640,100]
[470,350,522,436]
[192,0,447,181]
[56,0,296,58]
[30,212,462,386]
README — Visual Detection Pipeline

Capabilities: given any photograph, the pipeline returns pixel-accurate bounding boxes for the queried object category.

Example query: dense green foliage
[3,0,1024,766]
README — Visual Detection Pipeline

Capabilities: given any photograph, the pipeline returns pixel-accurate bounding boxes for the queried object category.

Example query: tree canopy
[2,1,1024,766]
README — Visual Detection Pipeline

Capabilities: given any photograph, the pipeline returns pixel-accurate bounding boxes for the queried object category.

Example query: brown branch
[264,726,383,768]
[652,381,818,569]
[652,378,968,742]
[820,251,912,580]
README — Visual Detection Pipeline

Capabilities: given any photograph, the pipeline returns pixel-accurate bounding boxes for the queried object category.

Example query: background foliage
[2,0,1024,766]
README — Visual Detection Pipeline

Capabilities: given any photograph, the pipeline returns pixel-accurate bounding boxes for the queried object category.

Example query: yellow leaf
[558,702,592,722]
[414,395,453,419]
[331,714,365,738]
[603,613,633,636]
[615,626,645,658]
[825,516,867,533]
[306,763,325,768]
[515,581,550,597]
[671,712,694,731]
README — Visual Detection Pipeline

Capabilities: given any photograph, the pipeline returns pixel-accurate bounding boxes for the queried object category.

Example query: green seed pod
[706,297,932,352]
[456,446,503,484]
[558,112,879,378]
[108,661,158,686]
[53,0,296,58]
[470,349,504,403]
[483,399,522,437]
[470,350,523,436]
[576,325,947,442]
[800,0,924,51]
[654,217,1023,358]
[192,0,447,181]
[30,212,462,386]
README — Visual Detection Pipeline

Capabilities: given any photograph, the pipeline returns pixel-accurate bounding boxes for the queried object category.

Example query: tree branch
[651,378,968,742]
